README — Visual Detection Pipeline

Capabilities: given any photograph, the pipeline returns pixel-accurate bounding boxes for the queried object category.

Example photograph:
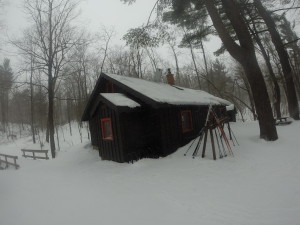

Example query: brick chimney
[166,68,175,85]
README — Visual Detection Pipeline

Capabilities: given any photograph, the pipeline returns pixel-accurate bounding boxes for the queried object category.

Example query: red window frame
[181,110,193,133]
[105,82,115,93]
[101,118,113,140]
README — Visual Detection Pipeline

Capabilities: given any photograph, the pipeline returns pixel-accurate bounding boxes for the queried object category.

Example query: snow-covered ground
[1,121,300,225]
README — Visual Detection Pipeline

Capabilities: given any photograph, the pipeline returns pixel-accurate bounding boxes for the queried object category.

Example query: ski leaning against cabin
[82,73,233,163]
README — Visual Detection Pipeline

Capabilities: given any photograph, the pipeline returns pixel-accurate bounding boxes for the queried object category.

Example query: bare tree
[96,26,116,75]
[162,28,182,84]
[12,0,82,158]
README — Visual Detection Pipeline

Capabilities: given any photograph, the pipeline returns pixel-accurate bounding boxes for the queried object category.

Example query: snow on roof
[100,93,141,108]
[106,73,231,106]
[226,104,235,111]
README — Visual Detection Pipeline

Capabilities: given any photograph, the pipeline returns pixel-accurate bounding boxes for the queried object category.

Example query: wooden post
[33,152,36,160]
[4,156,7,168]
[14,158,18,169]
[202,129,208,158]
[227,122,233,140]
[209,127,217,160]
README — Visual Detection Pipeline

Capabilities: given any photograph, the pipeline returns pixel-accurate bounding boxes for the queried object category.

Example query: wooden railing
[21,149,49,160]
[275,116,292,125]
[0,153,20,169]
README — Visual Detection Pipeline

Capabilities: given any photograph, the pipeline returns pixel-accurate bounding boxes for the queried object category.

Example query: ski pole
[227,123,235,146]
[214,128,223,158]
[218,128,227,157]
[218,125,234,156]
[184,136,199,156]
[230,127,240,146]
[211,108,234,156]
[192,104,212,158]
[192,130,205,158]
[184,127,205,156]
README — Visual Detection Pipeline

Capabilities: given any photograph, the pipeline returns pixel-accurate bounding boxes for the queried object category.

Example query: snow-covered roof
[226,104,235,111]
[100,93,141,108]
[105,73,231,106]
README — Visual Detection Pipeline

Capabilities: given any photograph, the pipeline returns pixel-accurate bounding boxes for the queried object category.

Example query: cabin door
[141,112,161,157]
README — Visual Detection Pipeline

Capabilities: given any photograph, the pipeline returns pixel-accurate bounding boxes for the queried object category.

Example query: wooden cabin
[82,73,231,163]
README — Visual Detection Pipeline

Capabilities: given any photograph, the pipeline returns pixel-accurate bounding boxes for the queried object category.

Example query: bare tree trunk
[48,0,56,158]
[66,98,72,136]
[239,71,257,120]
[30,56,36,143]
[55,125,60,151]
[48,75,56,158]
[200,39,210,92]
[144,48,157,72]
[189,43,201,89]
[173,48,180,85]
[0,96,6,133]
[290,52,300,97]
[254,0,299,120]
[137,49,143,78]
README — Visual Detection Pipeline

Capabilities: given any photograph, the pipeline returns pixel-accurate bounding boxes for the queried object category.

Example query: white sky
[0,0,299,71]
[0,0,224,69]
[1,0,163,63]
[2,0,165,47]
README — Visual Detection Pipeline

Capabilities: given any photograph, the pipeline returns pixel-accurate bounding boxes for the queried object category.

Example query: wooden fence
[21,149,49,160]
[0,153,20,169]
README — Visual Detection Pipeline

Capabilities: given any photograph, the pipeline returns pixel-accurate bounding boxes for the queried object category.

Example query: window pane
[104,121,112,138]
[181,111,192,132]
[101,118,113,140]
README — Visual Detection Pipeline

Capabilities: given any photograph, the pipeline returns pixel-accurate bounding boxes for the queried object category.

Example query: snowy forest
[0,0,299,157]
[1,1,300,225]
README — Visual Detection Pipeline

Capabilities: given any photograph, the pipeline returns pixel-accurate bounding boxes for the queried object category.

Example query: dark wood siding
[159,108,180,156]
[96,104,124,163]
[89,104,214,162]
[120,109,161,162]
[159,106,208,156]
[89,117,99,147]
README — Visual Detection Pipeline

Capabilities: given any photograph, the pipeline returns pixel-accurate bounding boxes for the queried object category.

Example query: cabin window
[101,118,113,140]
[181,110,193,133]
[105,82,115,93]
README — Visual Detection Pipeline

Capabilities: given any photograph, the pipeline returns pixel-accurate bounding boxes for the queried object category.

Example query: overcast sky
[1,0,299,70]
[3,0,158,36]
[1,0,162,62]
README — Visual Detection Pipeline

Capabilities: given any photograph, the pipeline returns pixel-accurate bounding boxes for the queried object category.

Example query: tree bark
[189,43,202,89]
[48,71,56,158]
[30,62,36,144]
[0,96,6,133]
[241,57,278,139]
[253,0,299,120]
[246,13,281,118]
[200,39,211,93]
[204,0,277,140]
[48,0,56,158]
[239,70,257,120]
[170,44,180,85]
